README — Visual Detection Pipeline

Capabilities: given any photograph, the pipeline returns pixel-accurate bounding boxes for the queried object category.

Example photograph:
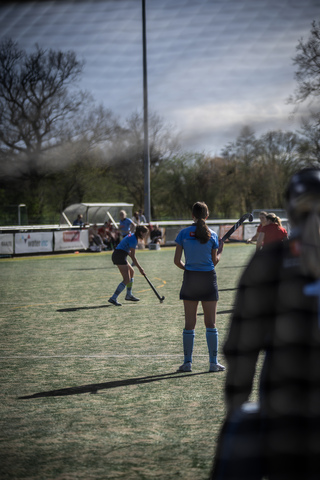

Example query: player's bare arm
[174,244,185,270]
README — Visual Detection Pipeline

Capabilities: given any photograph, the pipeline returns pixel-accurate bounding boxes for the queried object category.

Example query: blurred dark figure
[73,214,84,227]
[138,209,146,223]
[105,219,120,248]
[132,211,140,225]
[150,224,162,244]
[98,222,114,250]
[211,168,320,480]
[88,224,104,252]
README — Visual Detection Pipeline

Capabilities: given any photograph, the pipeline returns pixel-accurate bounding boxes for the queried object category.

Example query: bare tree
[286,21,320,165]
[0,39,121,222]
[288,21,320,106]
[0,39,88,176]
[298,113,320,164]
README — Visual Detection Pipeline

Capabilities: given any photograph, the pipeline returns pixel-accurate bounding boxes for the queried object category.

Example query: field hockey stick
[143,274,165,303]
[219,212,254,251]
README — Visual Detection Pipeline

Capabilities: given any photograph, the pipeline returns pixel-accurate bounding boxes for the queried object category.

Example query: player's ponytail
[192,202,211,244]
[266,213,282,227]
[274,215,282,227]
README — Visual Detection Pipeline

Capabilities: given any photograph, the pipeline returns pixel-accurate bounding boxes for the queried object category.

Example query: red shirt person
[256,213,288,250]
[246,211,268,244]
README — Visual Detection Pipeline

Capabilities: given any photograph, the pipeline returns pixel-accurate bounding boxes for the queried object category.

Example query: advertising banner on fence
[219,224,244,242]
[15,232,53,254]
[0,234,14,255]
[244,223,258,241]
[54,229,89,251]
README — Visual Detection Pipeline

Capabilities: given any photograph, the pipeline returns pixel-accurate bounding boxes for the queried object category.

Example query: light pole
[18,204,26,225]
[142,0,151,222]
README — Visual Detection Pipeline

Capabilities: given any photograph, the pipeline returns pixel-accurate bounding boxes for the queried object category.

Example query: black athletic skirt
[112,249,128,265]
[180,270,219,301]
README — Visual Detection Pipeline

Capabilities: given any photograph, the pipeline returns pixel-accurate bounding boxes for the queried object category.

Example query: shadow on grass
[57,305,111,312]
[197,309,234,316]
[19,371,212,400]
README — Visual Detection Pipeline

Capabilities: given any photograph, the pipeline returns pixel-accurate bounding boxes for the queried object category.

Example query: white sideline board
[0,233,14,254]
[54,230,89,251]
[15,232,53,254]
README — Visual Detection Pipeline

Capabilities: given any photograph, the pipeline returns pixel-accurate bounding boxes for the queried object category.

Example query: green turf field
[0,244,257,480]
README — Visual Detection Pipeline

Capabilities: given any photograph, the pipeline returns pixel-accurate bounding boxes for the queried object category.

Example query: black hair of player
[135,225,149,239]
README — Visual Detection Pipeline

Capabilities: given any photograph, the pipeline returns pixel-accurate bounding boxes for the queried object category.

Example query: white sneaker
[177,362,192,372]
[209,362,225,372]
[108,298,122,306]
[125,294,140,302]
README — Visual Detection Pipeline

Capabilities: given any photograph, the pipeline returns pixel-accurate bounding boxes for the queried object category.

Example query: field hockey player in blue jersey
[119,210,135,238]
[174,201,225,373]
[108,225,149,306]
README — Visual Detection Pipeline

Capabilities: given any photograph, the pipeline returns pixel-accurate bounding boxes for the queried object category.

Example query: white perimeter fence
[0,218,289,257]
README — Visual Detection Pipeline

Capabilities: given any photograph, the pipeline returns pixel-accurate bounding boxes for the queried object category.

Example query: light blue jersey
[116,233,138,253]
[175,225,219,271]
[119,217,134,237]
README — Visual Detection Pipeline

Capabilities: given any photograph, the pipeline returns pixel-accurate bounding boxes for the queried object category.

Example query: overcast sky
[1,0,320,154]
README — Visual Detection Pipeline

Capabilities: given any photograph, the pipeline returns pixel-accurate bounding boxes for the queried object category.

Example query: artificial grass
[0,245,256,480]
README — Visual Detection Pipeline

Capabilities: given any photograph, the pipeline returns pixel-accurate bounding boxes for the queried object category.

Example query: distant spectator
[119,210,135,238]
[132,211,140,225]
[88,224,104,251]
[98,223,113,250]
[105,219,120,249]
[73,214,84,227]
[150,224,162,244]
[138,209,147,223]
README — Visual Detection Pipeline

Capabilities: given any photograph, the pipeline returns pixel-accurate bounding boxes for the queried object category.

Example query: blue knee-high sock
[206,327,218,364]
[126,278,134,295]
[111,282,126,300]
[183,329,195,364]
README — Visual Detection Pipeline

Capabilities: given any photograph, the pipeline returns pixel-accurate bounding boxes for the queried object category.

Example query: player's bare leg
[109,263,137,306]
